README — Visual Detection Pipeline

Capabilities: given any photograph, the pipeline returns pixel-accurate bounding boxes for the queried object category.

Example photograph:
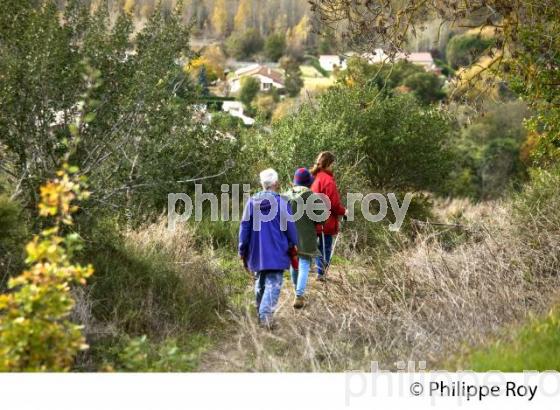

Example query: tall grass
[74,218,231,370]
[200,168,560,371]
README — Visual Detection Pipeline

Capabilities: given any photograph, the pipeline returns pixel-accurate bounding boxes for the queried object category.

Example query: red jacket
[311,170,346,235]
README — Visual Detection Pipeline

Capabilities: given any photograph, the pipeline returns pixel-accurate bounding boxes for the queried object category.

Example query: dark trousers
[316,233,333,276]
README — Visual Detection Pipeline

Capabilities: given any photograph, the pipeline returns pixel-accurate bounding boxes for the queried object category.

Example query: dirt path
[198,266,351,371]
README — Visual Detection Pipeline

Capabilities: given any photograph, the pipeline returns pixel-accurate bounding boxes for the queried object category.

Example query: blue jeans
[255,270,283,324]
[316,234,333,277]
[290,256,312,297]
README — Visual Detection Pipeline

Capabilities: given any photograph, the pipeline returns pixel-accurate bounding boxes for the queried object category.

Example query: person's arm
[324,178,346,216]
[238,199,252,258]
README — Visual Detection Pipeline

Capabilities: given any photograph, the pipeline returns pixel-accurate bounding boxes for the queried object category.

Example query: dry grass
[200,198,560,371]
[76,218,227,344]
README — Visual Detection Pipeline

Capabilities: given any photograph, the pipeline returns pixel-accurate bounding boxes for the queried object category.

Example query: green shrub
[239,76,261,107]
[96,334,210,372]
[225,29,264,60]
[264,33,286,62]
[270,87,455,193]
[0,196,28,287]
[446,34,495,69]
[402,72,446,104]
[461,306,560,371]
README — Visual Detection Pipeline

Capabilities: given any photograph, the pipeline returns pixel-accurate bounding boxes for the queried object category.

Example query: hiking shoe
[258,319,277,331]
[317,275,326,282]
[293,295,305,309]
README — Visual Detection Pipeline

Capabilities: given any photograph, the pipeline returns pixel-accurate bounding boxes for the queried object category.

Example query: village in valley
[187,47,445,127]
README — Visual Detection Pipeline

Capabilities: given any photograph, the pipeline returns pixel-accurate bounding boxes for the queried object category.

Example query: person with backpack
[284,168,323,309]
[310,152,347,281]
[239,168,298,329]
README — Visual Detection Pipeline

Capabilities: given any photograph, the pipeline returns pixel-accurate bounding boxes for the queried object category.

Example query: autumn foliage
[0,165,93,371]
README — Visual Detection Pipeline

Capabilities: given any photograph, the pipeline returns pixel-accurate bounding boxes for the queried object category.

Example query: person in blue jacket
[239,168,298,328]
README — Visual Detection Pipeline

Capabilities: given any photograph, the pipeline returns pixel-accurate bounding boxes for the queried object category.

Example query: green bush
[0,196,27,287]
[264,33,286,62]
[239,76,261,107]
[94,334,210,372]
[270,87,455,193]
[225,29,264,60]
[402,72,446,104]
[446,34,495,69]
[445,101,529,199]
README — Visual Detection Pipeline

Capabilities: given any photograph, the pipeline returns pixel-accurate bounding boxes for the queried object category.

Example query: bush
[446,34,495,69]
[0,165,93,371]
[0,196,27,287]
[402,72,446,104]
[96,334,210,372]
[211,112,244,131]
[225,29,264,60]
[445,101,529,199]
[239,76,261,107]
[281,57,304,97]
[270,87,455,193]
[264,33,286,62]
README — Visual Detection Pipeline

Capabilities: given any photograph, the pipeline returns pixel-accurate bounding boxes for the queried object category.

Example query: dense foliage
[270,86,454,192]
[0,165,92,371]
[0,0,240,222]
[446,34,495,70]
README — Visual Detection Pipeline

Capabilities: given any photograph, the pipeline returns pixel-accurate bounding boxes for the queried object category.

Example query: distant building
[229,65,284,93]
[402,52,436,71]
[222,101,255,126]
[318,55,347,71]
[354,49,437,71]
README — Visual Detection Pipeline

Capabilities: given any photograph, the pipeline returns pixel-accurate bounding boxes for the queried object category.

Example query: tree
[309,0,560,166]
[198,66,209,96]
[211,0,229,38]
[446,34,495,70]
[225,29,264,60]
[0,1,239,219]
[264,33,286,62]
[187,45,226,84]
[281,58,304,97]
[271,87,454,192]
[234,0,252,32]
[239,76,261,107]
[287,15,310,57]
[402,72,445,105]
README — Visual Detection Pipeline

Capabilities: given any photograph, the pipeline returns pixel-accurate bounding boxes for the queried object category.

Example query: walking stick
[320,228,327,276]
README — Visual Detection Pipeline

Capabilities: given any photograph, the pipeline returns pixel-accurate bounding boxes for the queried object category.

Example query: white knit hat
[259,168,279,188]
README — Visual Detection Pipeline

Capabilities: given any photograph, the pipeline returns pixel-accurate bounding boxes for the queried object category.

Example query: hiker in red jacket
[310,151,347,281]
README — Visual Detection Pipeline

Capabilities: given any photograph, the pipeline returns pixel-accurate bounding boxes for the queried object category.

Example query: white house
[318,55,347,71]
[402,52,436,71]
[229,65,285,93]
[357,49,436,71]
[222,101,255,126]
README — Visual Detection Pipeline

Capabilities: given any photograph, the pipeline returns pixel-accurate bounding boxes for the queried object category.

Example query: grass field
[300,65,336,94]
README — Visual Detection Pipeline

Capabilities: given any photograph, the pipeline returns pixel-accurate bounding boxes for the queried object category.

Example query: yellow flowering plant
[0,164,93,371]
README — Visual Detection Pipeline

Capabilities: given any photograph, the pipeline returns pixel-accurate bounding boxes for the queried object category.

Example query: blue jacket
[238,191,298,273]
